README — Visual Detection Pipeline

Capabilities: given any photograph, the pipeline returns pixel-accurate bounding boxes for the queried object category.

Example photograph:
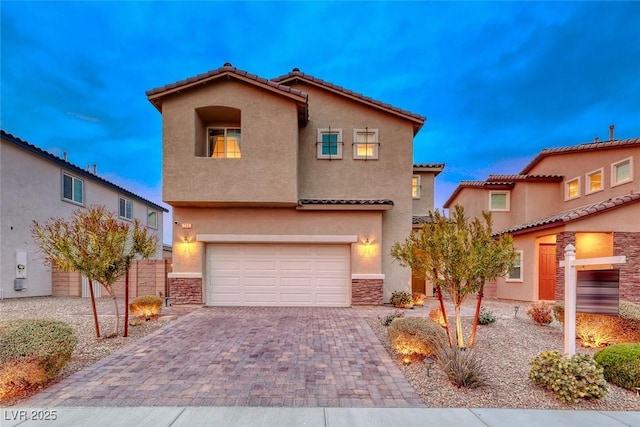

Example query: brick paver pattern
[25,307,425,407]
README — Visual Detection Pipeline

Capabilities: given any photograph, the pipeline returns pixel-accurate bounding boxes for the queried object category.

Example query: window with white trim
[611,157,633,186]
[506,250,523,282]
[489,191,510,211]
[208,127,241,158]
[565,177,580,200]
[585,168,603,194]
[317,128,342,159]
[412,175,421,199]
[353,128,379,160]
[62,172,84,205]
[119,196,133,221]
[147,209,158,229]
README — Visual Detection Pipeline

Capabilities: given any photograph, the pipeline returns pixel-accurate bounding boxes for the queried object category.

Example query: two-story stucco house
[0,130,168,299]
[146,63,443,306]
[444,133,640,303]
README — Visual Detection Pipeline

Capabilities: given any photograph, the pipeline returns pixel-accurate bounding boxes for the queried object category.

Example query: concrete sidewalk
[2,407,639,427]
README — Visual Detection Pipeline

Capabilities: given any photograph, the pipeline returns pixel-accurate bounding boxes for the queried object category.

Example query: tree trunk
[88,279,100,338]
[468,283,484,348]
[106,286,120,337]
[435,285,453,347]
[454,304,465,348]
[124,268,129,337]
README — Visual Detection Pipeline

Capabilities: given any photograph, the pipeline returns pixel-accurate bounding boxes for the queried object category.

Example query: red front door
[539,244,557,300]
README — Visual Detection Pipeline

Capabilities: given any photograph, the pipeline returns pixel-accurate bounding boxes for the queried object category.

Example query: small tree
[32,205,157,338]
[391,205,516,348]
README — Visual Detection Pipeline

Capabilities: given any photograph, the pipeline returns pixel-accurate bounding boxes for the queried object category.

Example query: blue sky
[2,1,640,245]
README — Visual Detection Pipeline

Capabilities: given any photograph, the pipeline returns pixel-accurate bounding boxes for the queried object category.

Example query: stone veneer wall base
[169,277,203,305]
[351,279,383,305]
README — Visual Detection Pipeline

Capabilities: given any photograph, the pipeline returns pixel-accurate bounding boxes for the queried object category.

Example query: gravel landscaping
[1,296,639,410]
[368,299,640,410]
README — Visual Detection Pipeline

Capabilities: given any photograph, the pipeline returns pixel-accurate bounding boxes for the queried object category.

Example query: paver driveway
[25,307,425,407]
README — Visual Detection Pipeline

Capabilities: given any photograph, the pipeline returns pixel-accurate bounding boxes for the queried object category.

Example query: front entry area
[205,243,351,306]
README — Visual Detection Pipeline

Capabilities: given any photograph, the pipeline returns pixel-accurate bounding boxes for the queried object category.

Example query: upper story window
[208,128,241,158]
[506,250,523,282]
[62,172,84,205]
[353,129,379,160]
[586,168,603,194]
[317,128,343,159]
[611,157,633,186]
[412,175,421,199]
[147,208,158,229]
[489,191,510,211]
[565,177,580,200]
[119,196,133,221]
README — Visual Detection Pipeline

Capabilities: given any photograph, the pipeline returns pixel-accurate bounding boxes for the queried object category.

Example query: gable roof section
[520,138,640,174]
[273,68,426,135]
[1,130,168,213]
[496,193,640,236]
[443,174,564,208]
[146,63,309,124]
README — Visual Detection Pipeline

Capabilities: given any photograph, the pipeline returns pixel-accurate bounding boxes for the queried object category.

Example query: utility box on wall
[16,250,27,278]
[14,278,26,291]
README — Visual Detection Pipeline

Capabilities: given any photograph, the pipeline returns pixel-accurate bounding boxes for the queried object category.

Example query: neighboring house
[444,134,640,303]
[0,130,168,299]
[146,63,443,306]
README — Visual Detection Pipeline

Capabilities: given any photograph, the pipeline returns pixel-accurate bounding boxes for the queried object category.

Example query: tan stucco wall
[162,80,300,205]
[0,139,163,299]
[528,146,639,211]
[412,171,437,215]
[171,206,383,277]
[288,84,416,298]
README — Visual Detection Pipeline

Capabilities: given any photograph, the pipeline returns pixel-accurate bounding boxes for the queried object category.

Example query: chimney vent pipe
[609,124,615,141]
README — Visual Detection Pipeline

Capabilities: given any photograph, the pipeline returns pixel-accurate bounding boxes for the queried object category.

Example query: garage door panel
[206,243,350,307]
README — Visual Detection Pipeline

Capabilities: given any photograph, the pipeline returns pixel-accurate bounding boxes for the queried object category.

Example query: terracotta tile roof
[1,130,168,212]
[520,137,640,174]
[298,199,393,206]
[486,174,564,182]
[496,193,640,235]
[273,68,426,135]
[146,63,309,122]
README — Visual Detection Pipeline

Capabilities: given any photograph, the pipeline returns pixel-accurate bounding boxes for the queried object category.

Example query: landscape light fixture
[424,357,434,377]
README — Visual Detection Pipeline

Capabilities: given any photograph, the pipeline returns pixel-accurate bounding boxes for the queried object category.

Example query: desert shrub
[130,295,163,320]
[388,317,447,357]
[381,310,404,327]
[0,319,77,400]
[390,291,413,308]
[594,343,640,391]
[553,302,640,346]
[412,292,426,307]
[429,306,447,327]
[529,350,608,403]
[478,307,497,325]
[435,344,488,388]
[527,302,553,326]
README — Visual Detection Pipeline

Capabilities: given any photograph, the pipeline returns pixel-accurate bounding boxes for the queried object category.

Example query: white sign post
[559,244,626,356]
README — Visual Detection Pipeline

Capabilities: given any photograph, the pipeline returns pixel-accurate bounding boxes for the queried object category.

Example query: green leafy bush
[0,319,77,400]
[478,307,497,325]
[594,343,640,391]
[390,290,413,308]
[435,344,488,388]
[529,350,608,403]
[381,310,404,327]
[130,295,163,320]
[388,317,447,357]
[527,302,553,326]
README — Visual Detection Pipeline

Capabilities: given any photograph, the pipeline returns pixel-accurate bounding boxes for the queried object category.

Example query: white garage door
[205,244,350,307]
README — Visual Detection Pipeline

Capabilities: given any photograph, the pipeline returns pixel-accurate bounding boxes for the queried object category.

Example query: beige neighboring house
[146,63,443,306]
[0,130,168,299]
[444,134,640,303]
